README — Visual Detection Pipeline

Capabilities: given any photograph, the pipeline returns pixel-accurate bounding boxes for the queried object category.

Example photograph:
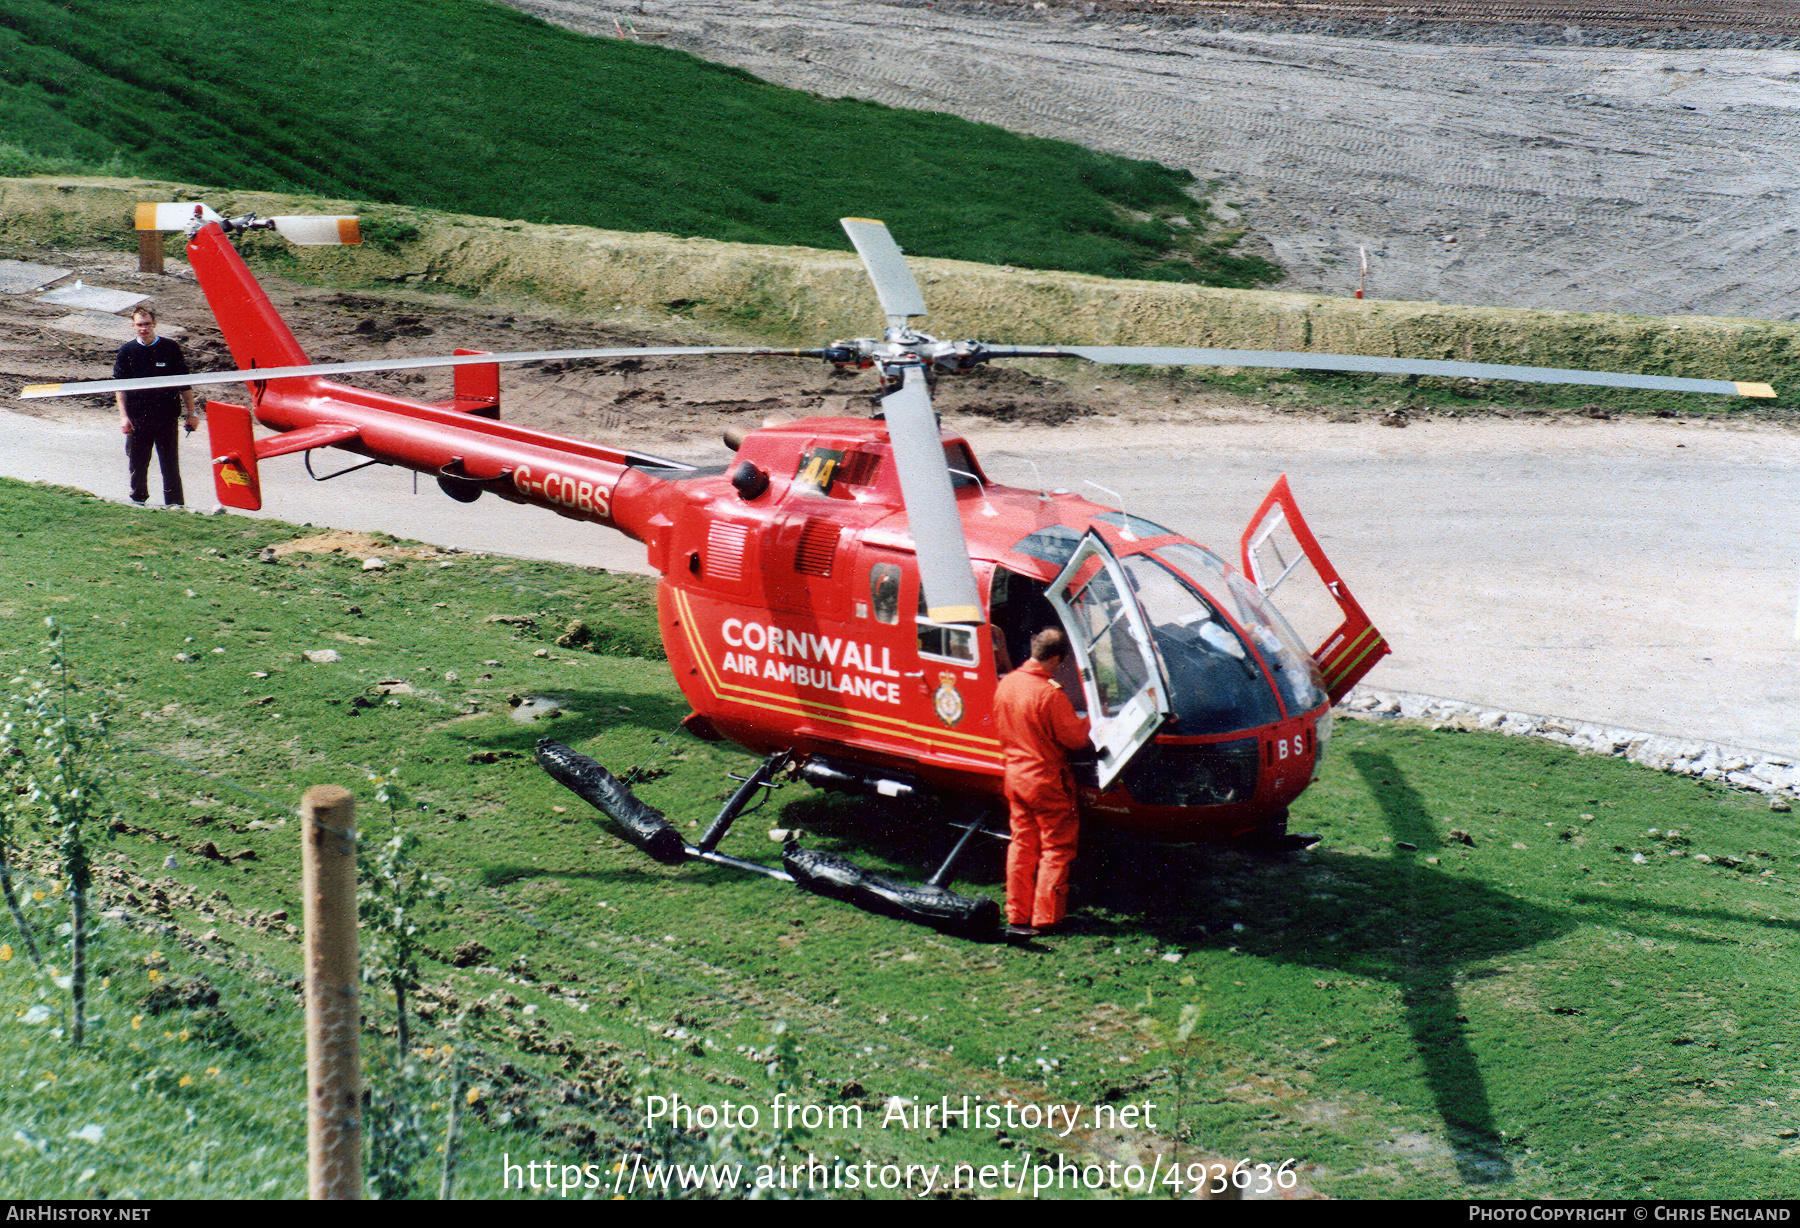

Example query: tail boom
[179,216,681,549]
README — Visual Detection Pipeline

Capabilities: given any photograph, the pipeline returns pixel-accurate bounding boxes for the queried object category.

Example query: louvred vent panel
[707,521,749,582]
[795,518,840,577]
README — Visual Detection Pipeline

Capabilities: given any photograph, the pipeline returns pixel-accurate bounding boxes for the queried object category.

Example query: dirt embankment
[502,0,1800,323]
[4,177,1798,396]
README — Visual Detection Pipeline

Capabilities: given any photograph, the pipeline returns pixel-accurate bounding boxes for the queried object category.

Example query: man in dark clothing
[114,306,196,505]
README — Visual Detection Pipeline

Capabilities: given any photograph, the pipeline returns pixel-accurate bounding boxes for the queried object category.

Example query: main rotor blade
[841,217,928,330]
[881,366,982,624]
[21,345,826,400]
[988,345,1776,398]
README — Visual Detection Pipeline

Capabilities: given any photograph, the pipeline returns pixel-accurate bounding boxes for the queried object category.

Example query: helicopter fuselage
[646,416,1331,842]
[185,218,1356,843]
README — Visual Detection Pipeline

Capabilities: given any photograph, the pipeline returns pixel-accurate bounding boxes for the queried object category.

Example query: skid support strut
[535,739,999,936]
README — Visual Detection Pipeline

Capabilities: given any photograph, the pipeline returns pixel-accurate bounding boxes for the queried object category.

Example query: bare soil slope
[502,0,1800,320]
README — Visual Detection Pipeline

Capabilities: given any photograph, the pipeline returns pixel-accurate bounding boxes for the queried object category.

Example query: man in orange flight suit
[994,628,1091,938]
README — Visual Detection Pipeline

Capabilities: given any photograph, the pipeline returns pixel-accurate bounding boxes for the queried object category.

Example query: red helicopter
[26,206,1776,931]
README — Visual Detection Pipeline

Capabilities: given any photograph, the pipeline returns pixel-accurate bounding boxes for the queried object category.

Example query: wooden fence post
[302,784,361,1199]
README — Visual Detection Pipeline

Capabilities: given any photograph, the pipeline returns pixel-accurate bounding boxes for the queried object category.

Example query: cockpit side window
[870,562,902,625]
[915,584,978,665]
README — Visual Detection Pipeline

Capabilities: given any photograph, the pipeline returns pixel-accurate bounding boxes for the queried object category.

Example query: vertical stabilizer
[206,400,263,511]
[184,223,313,376]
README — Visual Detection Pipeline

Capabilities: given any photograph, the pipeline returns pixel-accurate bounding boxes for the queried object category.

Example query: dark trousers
[125,412,185,505]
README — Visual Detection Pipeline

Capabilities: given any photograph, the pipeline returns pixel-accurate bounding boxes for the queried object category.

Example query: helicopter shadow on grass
[453,683,695,762]
[437,683,1004,901]
[764,789,1013,887]
[1075,749,1577,1187]
[452,684,719,890]
[1564,894,1800,945]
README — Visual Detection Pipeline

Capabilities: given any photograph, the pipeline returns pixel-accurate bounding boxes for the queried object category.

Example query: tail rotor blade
[989,344,1775,399]
[841,217,928,330]
[135,205,364,248]
[271,216,363,247]
[135,202,223,231]
[882,367,982,624]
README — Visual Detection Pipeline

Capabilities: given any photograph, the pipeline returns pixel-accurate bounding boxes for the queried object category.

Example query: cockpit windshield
[1118,554,1281,735]
[1153,543,1329,718]
[1223,571,1329,716]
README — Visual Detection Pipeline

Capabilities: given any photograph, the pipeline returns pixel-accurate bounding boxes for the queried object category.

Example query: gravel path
[504,0,1800,320]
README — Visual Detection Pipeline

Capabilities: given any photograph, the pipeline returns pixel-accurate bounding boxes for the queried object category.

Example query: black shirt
[113,336,190,419]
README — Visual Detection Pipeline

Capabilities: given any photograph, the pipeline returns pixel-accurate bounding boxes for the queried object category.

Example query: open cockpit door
[1047,532,1174,791]
[1240,475,1388,703]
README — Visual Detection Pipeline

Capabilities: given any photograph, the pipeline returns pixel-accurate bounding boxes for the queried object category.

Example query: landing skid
[1232,808,1321,853]
[535,740,1001,937]
[1257,833,1323,853]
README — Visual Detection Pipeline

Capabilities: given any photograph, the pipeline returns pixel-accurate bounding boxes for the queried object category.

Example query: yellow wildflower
[31,890,43,902]
[147,969,162,984]
[205,1067,219,1077]
[130,1015,142,1031]
[178,1074,192,1088]
[0,944,12,962]
[466,1086,483,1106]
[178,1029,190,1042]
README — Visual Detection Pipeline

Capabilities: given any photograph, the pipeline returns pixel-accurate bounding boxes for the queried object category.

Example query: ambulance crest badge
[933,673,964,727]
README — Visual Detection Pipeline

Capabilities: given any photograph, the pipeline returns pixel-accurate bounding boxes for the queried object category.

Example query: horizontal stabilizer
[253,422,361,461]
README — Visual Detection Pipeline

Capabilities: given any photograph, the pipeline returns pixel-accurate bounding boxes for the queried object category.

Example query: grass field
[0,0,1277,289]
[0,477,1795,1198]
